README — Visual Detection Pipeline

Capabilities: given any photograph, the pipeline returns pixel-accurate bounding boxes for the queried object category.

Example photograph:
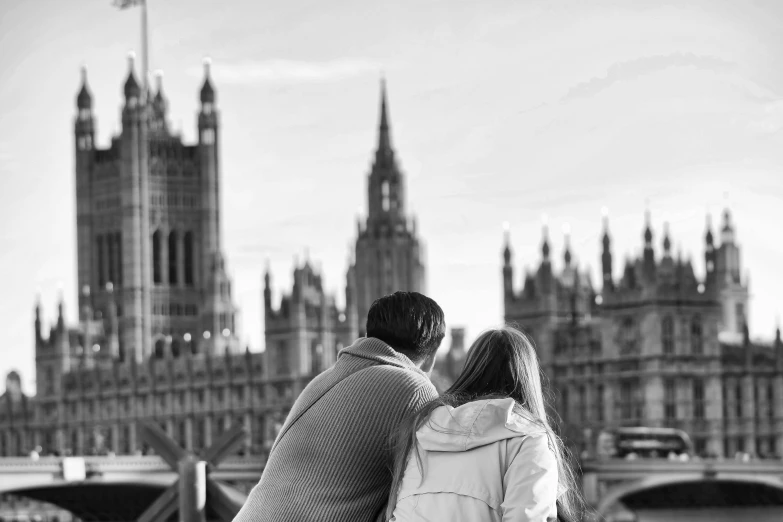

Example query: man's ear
[419,352,436,374]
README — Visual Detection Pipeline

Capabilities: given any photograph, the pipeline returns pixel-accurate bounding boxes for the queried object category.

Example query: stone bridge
[5,455,783,521]
[0,455,264,520]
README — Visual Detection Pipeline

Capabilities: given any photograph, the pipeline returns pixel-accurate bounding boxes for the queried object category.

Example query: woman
[386,326,583,522]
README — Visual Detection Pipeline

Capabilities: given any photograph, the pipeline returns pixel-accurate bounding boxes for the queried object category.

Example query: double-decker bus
[596,427,693,459]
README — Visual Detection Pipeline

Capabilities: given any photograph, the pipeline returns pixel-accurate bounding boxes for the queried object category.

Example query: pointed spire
[721,206,735,244]
[200,57,215,104]
[377,77,393,155]
[502,222,512,265]
[541,215,550,261]
[57,290,65,331]
[124,51,140,99]
[643,203,653,246]
[775,314,781,343]
[34,295,42,341]
[563,223,572,266]
[601,208,613,291]
[77,64,92,109]
[663,222,671,255]
[705,213,714,247]
[601,206,611,249]
[722,207,732,231]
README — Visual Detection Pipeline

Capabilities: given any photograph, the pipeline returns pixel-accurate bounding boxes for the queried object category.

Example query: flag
[113,0,144,8]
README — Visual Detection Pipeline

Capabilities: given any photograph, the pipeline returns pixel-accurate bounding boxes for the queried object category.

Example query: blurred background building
[0,58,453,459]
[503,208,783,459]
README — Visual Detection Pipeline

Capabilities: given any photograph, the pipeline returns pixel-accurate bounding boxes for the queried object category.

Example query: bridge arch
[596,473,783,516]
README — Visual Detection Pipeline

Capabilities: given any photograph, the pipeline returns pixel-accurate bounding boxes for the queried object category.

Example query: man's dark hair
[366,291,446,362]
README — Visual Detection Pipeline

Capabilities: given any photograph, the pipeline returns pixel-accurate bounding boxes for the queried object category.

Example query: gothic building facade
[503,209,783,459]
[73,55,239,364]
[0,66,437,459]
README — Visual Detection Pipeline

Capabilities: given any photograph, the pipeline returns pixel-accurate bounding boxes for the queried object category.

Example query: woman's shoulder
[505,403,549,435]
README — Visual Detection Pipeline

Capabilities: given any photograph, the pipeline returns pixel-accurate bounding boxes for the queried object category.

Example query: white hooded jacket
[389,398,559,522]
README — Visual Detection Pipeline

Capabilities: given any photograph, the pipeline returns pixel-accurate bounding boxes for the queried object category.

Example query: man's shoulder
[357,363,435,390]
[332,364,436,407]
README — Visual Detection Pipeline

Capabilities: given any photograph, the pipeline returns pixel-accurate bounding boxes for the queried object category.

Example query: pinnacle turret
[77,65,92,109]
[200,58,215,105]
[643,208,653,246]
[502,222,512,265]
[541,221,550,261]
[123,53,140,100]
[663,222,671,256]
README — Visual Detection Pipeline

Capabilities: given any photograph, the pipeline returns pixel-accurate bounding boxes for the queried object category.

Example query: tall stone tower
[707,209,750,337]
[72,56,238,363]
[350,81,425,335]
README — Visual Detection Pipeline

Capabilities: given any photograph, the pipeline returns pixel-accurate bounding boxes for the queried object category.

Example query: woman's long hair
[386,326,585,522]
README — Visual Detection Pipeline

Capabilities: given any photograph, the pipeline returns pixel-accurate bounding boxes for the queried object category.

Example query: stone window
[691,315,703,355]
[661,315,674,355]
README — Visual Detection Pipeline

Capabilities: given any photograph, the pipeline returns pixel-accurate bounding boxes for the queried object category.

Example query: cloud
[560,52,735,102]
[189,58,381,85]
[747,100,783,135]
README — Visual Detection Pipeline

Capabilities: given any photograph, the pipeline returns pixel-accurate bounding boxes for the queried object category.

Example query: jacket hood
[416,398,548,452]
[339,337,429,378]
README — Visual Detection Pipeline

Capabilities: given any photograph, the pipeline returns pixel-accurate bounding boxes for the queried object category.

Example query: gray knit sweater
[233,337,438,522]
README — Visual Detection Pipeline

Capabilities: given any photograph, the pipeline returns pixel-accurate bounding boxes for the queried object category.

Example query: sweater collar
[339,337,429,378]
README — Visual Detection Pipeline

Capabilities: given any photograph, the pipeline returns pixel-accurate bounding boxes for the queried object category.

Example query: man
[234,291,445,522]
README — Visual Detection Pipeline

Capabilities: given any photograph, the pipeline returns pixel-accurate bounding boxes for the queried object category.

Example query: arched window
[383,251,393,294]
[691,315,703,355]
[578,385,586,423]
[664,378,676,422]
[107,230,116,285]
[381,180,390,211]
[168,231,178,285]
[595,384,604,422]
[184,231,194,286]
[178,420,187,449]
[152,231,162,284]
[114,232,123,287]
[620,317,637,354]
[154,338,165,359]
[171,339,181,358]
[96,235,105,287]
[693,379,705,419]
[661,315,674,355]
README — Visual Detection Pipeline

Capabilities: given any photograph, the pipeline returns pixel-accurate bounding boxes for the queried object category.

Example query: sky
[2,0,783,393]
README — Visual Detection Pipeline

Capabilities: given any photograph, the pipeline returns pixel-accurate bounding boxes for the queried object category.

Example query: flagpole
[139,0,152,361]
